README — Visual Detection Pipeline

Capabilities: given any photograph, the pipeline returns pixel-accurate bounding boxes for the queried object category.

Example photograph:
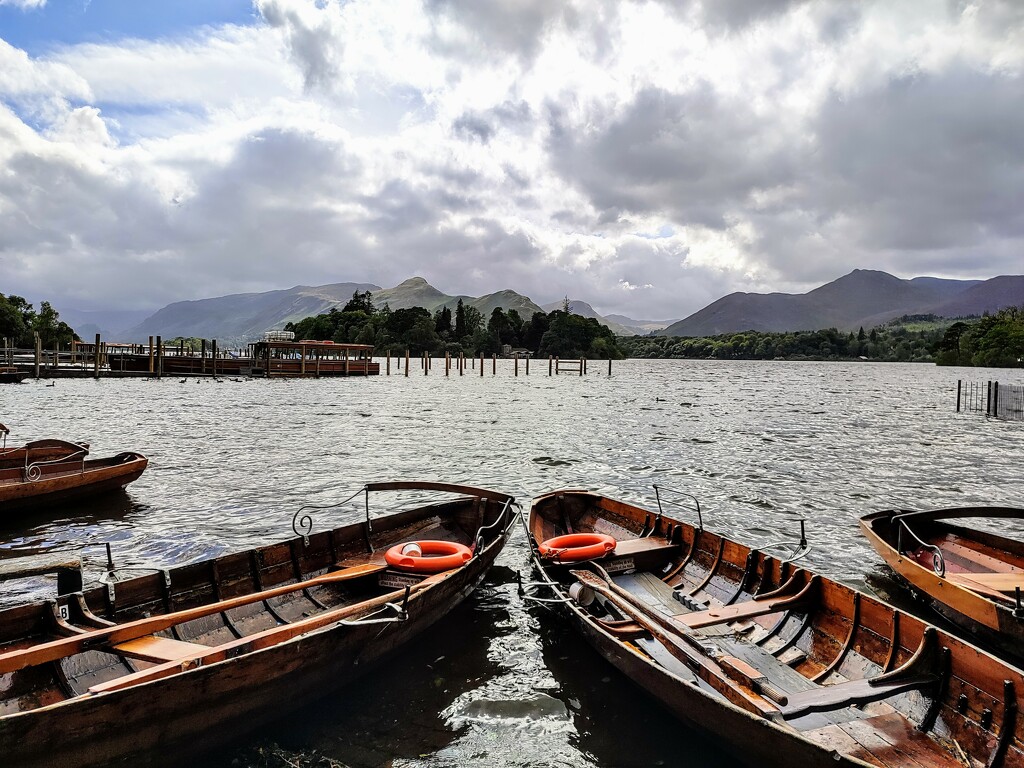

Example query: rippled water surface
[1,360,1022,767]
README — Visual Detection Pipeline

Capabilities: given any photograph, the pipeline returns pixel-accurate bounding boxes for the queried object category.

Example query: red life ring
[384,540,473,573]
[539,533,616,562]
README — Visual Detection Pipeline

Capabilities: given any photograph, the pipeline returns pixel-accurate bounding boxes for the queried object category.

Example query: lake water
[1,360,1022,767]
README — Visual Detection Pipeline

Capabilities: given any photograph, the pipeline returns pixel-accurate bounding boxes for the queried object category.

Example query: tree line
[621,310,1024,366]
[0,294,78,349]
[620,321,944,363]
[285,291,622,358]
[934,306,1024,367]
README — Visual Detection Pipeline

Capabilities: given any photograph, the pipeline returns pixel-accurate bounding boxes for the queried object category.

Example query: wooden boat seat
[609,536,679,557]
[112,635,209,663]
[947,572,1024,603]
[674,577,817,630]
[778,674,937,721]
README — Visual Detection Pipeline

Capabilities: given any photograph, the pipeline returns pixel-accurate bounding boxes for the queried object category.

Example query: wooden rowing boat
[0,438,90,470]
[861,507,1024,661]
[0,367,28,384]
[0,451,147,511]
[527,488,1024,768]
[0,481,516,767]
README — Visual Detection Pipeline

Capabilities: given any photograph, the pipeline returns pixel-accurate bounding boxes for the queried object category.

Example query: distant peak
[397,276,431,287]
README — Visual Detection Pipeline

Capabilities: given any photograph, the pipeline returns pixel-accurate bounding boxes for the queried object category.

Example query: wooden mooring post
[34,332,41,379]
[211,340,218,377]
[156,335,163,379]
[405,350,410,377]
[479,353,484,377]
[608,358,612,376]
[148,336,154,374]
[549,355,553,376]
[386,352,391,375]
[93,333,101,379]
[514,354,518,376]
[492,354,496,375]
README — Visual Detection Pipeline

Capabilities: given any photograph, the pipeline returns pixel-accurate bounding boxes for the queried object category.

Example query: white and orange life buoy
[538,533,616,562]
[384,540,473,573]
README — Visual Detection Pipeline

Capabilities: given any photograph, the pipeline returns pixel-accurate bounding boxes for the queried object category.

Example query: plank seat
[778,674,937,721]
[609,536,679,557]
[112,635,210,663]
[948,571,1024,597]
[674,580,816,630]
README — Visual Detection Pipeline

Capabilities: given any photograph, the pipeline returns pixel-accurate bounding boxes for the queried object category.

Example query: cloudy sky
[0,0,1021,319]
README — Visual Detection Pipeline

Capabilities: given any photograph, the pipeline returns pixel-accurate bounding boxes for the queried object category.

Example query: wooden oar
[0,562,387,675]
[88,569,455,695]
[569,569,782,718]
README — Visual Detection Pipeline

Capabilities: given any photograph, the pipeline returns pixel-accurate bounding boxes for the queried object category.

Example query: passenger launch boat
[527,489,1024,768]
[0,481,516,767]
[861,507,1024,660]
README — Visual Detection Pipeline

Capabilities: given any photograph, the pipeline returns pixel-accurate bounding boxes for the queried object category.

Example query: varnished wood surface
[531,490,1024,768]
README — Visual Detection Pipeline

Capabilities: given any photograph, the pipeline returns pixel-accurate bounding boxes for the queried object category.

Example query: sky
[0,0,1021,319]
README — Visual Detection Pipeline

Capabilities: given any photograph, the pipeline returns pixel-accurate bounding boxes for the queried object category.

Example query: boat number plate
[603,557,635,574]
[379,572,425,589]
[58,604,70,621]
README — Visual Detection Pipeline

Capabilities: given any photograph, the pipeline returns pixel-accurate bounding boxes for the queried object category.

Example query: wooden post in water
[386,351,391,375]
[608,358,612,376]
[344,348,350,377]
[993,381,1000,418]
[405,350,410,377]
[33,332,40,379]
[156,335,163,379]
[92,333,101,379]
[480,352,484,376]
[548,355,553,376]
[211,340,217,378]
[555,357,559,375]
[148,336,154,374]
[492,354,496,375]
[201,339,207,374]
[956,380,961,412]
[525,356,529,375]
[987,380,992,415]
[514,354,518,377]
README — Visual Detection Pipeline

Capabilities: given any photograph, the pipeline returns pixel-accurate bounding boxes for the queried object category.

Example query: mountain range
[658,271,1023,336]
[50,270,1024,343]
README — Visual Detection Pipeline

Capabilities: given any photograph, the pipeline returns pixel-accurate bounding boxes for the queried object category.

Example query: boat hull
[0,482,515,768]
[1,546,496,768]
[0,453,147,511]
[860,508,1024,661]
[529,490,1024,768]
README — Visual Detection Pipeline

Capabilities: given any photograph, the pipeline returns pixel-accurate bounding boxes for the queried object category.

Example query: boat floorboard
[612,570,884,731]
[801,713,965,768]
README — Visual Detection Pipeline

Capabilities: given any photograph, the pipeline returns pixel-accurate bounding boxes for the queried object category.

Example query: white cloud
[0,0,1022,321]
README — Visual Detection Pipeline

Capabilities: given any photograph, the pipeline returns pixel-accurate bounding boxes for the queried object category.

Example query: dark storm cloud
[813,68,1024,251]
[546,86,797,229]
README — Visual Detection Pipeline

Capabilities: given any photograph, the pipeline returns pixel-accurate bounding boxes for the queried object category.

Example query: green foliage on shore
[284,291,623,358]
[0,294,78,348]
[934,306,1024,367]
[620,321,943,363]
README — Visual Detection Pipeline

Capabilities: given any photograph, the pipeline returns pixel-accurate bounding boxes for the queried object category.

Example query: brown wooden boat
[0,450,148,511]
[0,481,516,767]
[0,367,28,384]
[527,488,1024,768]
[861,507,1024,661]
[0,438,90,470]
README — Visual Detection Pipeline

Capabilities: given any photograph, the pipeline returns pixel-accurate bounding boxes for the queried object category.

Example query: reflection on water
[1,360,1022,766]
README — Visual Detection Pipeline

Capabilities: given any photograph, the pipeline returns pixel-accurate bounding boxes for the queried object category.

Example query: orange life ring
[384,540,473,573]
[539,533,616,562]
